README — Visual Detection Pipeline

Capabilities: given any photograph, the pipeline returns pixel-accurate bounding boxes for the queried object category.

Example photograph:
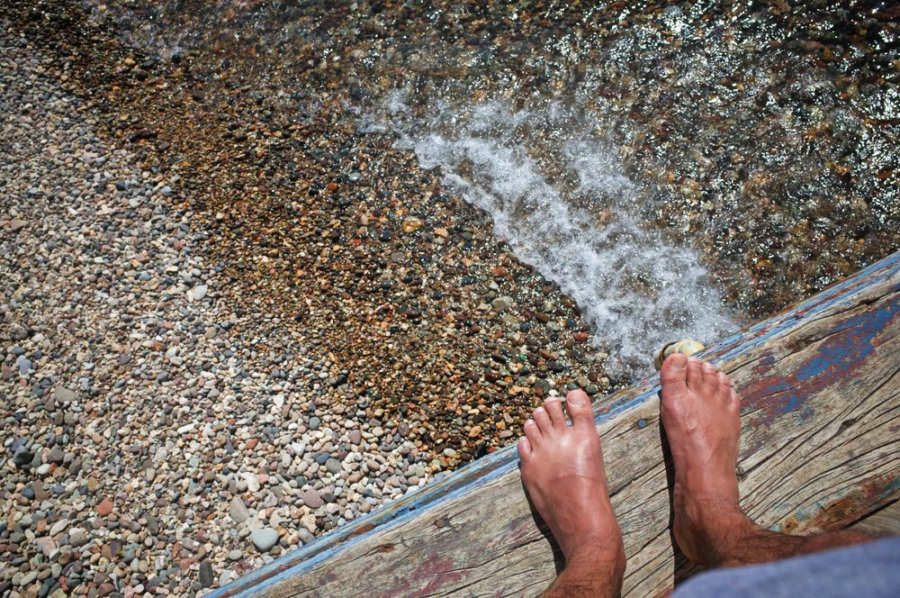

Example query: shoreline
[1,1,897,596]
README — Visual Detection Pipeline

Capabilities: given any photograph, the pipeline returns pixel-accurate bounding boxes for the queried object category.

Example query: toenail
[670,353,687,370]
[567,392,587,406]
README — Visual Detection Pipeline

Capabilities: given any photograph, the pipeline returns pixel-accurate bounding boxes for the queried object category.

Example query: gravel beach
[1,4,601,596]
[2,1,897,596]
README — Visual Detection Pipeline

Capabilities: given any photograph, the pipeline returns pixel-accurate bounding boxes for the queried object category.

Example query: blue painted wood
[211,250,900,598]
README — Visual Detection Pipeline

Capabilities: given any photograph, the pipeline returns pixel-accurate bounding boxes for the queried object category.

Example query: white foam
[375,96,736,376]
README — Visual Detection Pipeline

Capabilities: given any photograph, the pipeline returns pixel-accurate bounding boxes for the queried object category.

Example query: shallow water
[363,95,736,373]
[87,0,899,377]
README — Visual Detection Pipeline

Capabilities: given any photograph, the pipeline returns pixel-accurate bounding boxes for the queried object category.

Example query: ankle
[546,542,626,598]
[677,504,757,567]
[565,535,626,571]
[702,517,759,567]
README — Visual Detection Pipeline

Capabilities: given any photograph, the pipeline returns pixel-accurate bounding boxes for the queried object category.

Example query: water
[364,95,736,373]
[83,0,899,377]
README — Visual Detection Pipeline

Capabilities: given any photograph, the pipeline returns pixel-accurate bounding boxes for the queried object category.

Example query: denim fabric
[673,536,900,598]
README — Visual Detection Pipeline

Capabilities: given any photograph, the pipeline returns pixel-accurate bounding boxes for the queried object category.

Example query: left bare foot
[518,390,624,570]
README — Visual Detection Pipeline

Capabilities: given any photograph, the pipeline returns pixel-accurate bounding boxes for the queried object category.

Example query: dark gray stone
[198,561,214,588]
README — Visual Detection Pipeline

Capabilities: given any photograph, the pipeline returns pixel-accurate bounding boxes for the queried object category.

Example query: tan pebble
[300,514,317,533]
[653,339,704,370]
[402,217,424,233]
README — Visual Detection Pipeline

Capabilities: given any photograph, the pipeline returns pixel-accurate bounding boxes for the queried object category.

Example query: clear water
[84,0,899,377]
[363,95,736,374]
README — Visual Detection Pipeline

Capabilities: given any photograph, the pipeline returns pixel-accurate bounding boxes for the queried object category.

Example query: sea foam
[369,96,736,375]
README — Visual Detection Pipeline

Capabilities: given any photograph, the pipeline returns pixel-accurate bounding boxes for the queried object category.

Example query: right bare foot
[659,353,754,567]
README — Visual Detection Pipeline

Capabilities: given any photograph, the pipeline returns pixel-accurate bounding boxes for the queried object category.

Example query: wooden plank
[212,251,900,598]
[852,499,900,537]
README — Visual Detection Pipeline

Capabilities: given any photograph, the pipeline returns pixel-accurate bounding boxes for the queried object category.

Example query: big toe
[660,353,689,400]
[565,389,595,432]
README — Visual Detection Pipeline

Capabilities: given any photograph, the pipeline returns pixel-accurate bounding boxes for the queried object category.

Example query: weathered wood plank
[852,500,900,536]
[213,251,900,598]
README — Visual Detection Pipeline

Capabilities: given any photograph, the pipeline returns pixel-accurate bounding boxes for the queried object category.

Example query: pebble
[199,561,214,587]
[229,497,250,523]
[491,296,515,311]
[53,387,77,403]
[69,528,89,547]
[401,216,424,233]
[15,355,33,374]
[242,473,261,493]
[249,528,279,552]
[13,449,34,468]
[49,520,69,536]
[188,284,208,301]
[96,498,114,516]
[301,490,324,509]
[47,447,64,465]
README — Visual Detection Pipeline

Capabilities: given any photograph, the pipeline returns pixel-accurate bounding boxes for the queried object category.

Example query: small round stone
[249,527,279,552]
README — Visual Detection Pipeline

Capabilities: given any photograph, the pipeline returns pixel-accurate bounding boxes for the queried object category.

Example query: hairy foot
[518,391,624,567]
[659,353,753,566]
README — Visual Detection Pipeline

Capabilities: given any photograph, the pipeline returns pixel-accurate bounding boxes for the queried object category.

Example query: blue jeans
[673,536,900,598]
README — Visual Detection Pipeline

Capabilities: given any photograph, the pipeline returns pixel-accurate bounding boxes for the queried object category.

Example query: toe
[717,372,732,402]
[729,388,740,412]
[717,371,731,387]
[533,406,553,435]
[686,356,705,390]
[565,390,595,433]
[701,361,719,388]
[517,436,532,460]
[524,418,542,446]
[661,353,689,394]
[543,397,566,430]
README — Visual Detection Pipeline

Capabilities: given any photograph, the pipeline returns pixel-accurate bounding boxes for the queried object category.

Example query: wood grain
[213,251,899,598]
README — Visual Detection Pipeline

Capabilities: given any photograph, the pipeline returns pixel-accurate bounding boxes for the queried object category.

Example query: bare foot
[659,353,752,566]
[518,391,624,569]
